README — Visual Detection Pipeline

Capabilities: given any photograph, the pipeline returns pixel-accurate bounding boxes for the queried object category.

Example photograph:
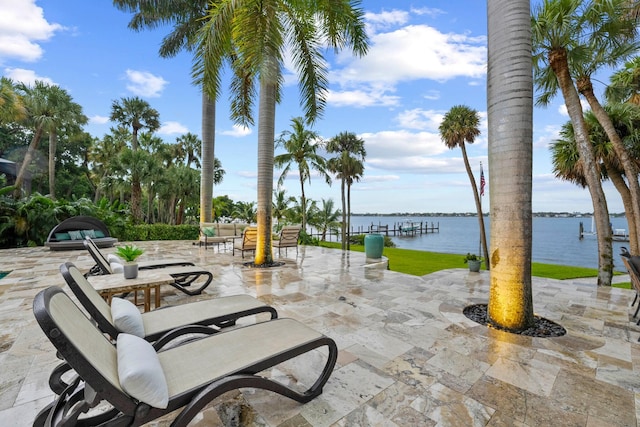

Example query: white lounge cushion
[111,297,145,338]
[117,333,168,409]
[110,261,123,273]
[108,253,124,264]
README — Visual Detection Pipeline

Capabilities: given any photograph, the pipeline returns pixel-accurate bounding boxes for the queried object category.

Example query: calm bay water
[346,215,630,272]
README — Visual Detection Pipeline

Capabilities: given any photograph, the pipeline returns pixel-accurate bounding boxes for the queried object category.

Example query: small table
[89,271,174,312]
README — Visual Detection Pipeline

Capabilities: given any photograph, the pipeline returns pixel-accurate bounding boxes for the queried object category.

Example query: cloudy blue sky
[0,0,625,214]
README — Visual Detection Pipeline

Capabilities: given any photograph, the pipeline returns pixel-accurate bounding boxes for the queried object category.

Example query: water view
[343,215,630,272]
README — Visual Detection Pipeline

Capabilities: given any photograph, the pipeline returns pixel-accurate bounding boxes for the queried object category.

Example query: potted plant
[115,244,144,279]
[463,253,483,272]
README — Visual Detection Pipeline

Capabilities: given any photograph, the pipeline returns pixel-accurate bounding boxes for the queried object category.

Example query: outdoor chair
[233,226,258,258]
[32,286,338,427]
[84,237,213,296]
[61,262,277,342]
[84,236,194,275]
[620,251,640,324]
[273,225,302,257]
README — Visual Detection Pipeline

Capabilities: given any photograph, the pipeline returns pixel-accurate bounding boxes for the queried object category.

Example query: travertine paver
[0,242,638,426]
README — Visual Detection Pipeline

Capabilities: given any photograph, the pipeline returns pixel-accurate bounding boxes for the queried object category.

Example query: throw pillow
[68,230,83,240]
[111,297,145,337]
[108,254,124,264]
[203,226,216,237]
[94,230,106,238]
[54,232,71,241]
[110,262,124,274]
[81,229,96,238]
[116,333,169,409]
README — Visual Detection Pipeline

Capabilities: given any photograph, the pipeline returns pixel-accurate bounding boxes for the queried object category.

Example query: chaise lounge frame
[84,238,213,296]
[33,287,338,427]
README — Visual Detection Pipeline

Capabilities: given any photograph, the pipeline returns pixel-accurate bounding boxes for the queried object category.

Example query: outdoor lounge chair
[84,236,194,275]
[84,238,213,296]
[273,225,302,256]
[61,262,278,342]
[33,286,337,427]
[620,251,640,323]
[233,226,258,258]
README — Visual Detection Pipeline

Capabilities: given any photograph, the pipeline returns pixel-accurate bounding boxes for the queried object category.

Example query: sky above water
[0,0,625,213]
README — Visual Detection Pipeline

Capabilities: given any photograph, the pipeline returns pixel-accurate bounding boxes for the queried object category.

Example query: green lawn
[319,242,630,288]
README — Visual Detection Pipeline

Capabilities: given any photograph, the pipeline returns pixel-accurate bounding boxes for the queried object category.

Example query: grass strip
[318,242,628,286]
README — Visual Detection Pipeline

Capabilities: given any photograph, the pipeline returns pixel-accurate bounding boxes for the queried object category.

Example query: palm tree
[485,0,535,331]
[552,104,640,251]
[109,96,160,222]
[532,0,613,286]
[571,0,640,254]
[439,105,489,269]
[14,81,71,197]
[313,198,341,241]
[113,0,219,224]
[195,0,369,266]
[233,201,257,224]
[606,57,640,105]
[44,86,87,199]
[275,117,331,231]
[326,132,366,250]
[272,187,295,226]
[0,77,26,125]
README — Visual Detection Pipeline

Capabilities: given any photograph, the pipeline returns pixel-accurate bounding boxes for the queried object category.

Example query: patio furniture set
[32,218,323,426]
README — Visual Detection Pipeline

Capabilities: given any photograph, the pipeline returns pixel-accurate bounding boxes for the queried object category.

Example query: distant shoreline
[351,212,626,218]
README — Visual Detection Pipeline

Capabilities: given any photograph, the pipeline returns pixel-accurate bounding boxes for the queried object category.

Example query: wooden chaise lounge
[44,216,118,250]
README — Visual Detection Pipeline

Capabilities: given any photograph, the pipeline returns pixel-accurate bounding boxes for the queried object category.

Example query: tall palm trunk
[340,177,347,250]
[254,64,277,266]
[347,181,352,250]
[578,77,640,254]
[200,91,215,223]
[607,165,638,251]
[487,0,534,331]
[460,143,489,269]
[299,175,307,231]
[551,49,613,286]
[48,129,57,199]
[14,126,44,197]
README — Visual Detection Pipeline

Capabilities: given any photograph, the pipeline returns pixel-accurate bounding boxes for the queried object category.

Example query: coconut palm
[109,96,160,223]
[194,0,368,266]
[113,0,220,224]
[313,198,341,241]
[272,188,296,226]
[532,0,613,286]
[275,117,331,231]
[439,105,489,269]
[485,0,535,331]
[326,132,366,250]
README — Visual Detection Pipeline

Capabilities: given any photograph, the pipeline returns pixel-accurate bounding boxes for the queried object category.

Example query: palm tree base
[243,261,285,268]
[463,304,566,337]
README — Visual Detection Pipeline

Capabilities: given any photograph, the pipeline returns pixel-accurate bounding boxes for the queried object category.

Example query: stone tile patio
[0,241,639,426]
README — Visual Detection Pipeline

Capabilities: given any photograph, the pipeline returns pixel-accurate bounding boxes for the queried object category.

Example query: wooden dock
[359,221,439,237]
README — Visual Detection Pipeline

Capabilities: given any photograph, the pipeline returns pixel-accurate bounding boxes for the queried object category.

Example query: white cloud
[395,109,444,131]
[4,67,53,85]
[90,115,109,125]
[327,87,400,107]
[221,124,252,137]
[364,10,410,32]
[159,121,188,135]
[125,69,167,97]
[333,25,486,86]
[0,0,64,63]
[360,129,447,159]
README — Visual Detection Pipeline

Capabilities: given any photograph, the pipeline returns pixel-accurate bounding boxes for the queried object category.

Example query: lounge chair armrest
[152,324,221,351]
